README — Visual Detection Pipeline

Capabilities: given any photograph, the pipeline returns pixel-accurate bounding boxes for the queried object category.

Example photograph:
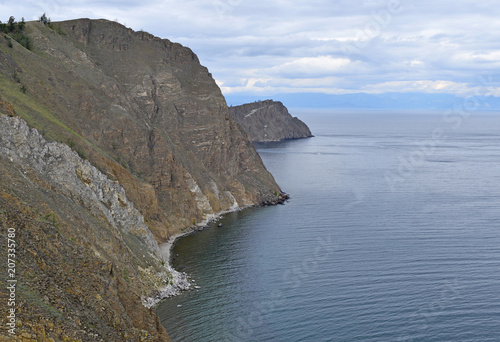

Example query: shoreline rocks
[261,192,291,206]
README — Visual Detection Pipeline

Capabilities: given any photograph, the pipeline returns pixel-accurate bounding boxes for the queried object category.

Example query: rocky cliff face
[0,18,282,341]
[229,100,313,142]
[0,115,180,341]
[0,19,280,242]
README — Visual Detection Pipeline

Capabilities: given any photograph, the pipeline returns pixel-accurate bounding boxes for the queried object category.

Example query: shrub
[7,16,15,32]
[122,268,130,283]
[76,147,87,160]
[54,24,64,35]
[67,138,76,149]
[39,13,50,25]
[1,16,31,50]
[42,212,59,228]
[18,18,25,31]
[12,32,31,50]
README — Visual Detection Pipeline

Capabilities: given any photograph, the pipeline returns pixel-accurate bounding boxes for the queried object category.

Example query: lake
[157,110,500,341]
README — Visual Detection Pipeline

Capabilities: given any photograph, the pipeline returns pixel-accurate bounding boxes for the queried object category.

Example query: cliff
[0,19,281,241]
[0,115,185,341]
[0,18,281,340]
[229,100,313,142]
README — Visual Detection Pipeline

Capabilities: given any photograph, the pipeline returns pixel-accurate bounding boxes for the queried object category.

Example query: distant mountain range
[226,92,500,111]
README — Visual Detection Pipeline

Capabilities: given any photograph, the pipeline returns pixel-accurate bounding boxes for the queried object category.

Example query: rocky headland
[0,18,283,341]
[229,99,313,142]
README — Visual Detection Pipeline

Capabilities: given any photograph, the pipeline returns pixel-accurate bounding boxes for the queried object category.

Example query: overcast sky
[3,0,500,100]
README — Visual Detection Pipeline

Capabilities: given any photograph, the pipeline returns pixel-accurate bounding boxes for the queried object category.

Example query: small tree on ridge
[39,13,50,25]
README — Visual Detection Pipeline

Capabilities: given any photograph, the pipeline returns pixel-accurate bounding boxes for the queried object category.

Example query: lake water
[157,110,500,341]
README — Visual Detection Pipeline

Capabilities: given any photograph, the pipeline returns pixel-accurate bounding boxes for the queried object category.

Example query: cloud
[266,56,353,77]
[3,0,500,100]
[363,80,485,95]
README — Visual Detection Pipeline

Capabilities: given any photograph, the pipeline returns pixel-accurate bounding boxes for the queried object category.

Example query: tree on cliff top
[0,16,31,50]
[39,13,51,25]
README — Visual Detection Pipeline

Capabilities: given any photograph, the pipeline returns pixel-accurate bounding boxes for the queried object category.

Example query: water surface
[158,110,500,341]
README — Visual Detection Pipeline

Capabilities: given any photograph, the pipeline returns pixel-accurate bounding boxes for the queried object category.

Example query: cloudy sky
[3,0,500,106]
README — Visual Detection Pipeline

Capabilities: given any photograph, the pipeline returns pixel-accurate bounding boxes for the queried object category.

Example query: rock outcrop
[0,19,280,242]
[0,18,284,341]
[229,100,313,142]
[0,115,178,341]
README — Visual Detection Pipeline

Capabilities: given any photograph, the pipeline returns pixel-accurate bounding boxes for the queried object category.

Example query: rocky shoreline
[146,192,291,307]
[142,266,191,309]
[0,18,286,341]
[261,192,290,206]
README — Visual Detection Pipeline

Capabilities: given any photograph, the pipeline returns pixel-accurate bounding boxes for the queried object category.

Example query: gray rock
[0,116,161,261]
[229,100,313,142]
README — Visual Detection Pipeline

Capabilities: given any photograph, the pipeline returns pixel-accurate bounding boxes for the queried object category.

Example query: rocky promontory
[0,18,284,341]
[229,100,313,142]
[0,19,281,242]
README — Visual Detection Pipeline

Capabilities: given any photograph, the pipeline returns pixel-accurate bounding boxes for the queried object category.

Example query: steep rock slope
[0,115,177,341]
[229,100,313,142]
[0,19,280,243]
[0,18,283,341]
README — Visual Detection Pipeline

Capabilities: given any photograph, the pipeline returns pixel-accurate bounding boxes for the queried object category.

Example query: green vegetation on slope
[0,16,31,50]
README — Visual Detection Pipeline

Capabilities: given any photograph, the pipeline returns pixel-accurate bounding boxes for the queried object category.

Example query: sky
[2,0,500,108]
